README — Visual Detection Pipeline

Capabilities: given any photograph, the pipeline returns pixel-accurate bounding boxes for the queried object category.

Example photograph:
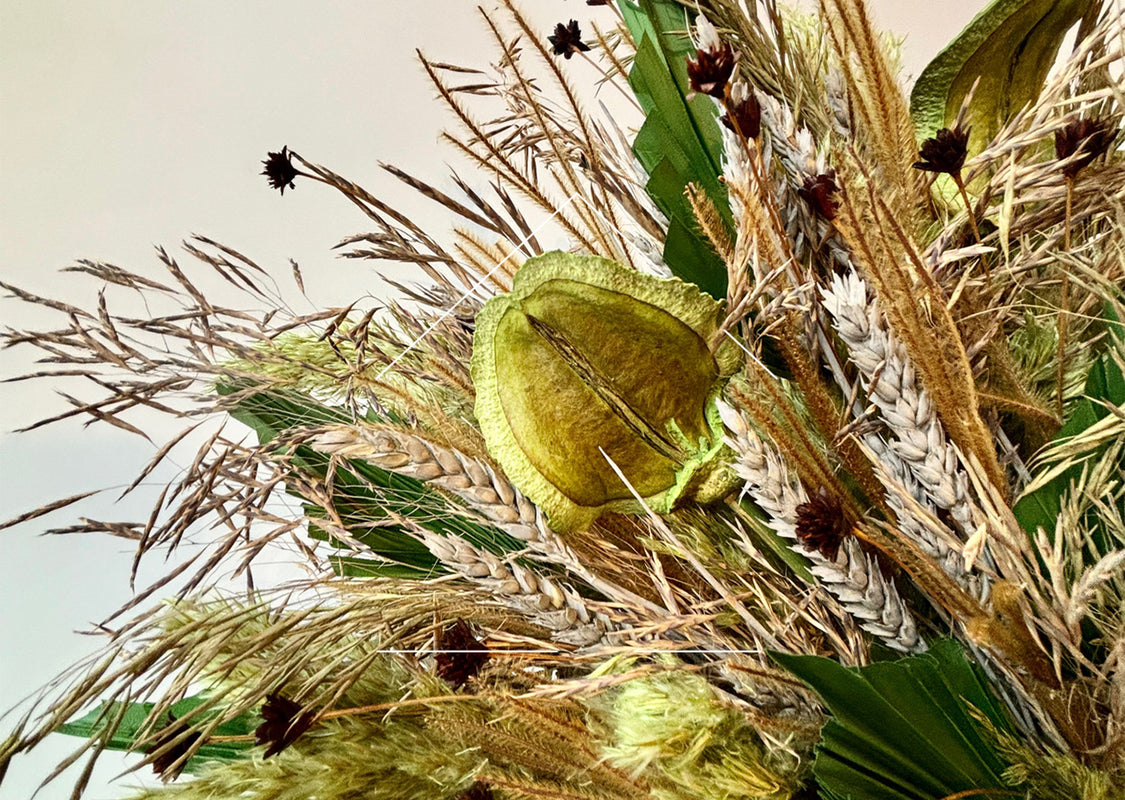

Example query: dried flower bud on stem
[687,15,735,99]
[548,20,590,60]
[913,125,983,255]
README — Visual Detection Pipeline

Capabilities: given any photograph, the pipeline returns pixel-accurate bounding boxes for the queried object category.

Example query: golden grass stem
[1056,177,1074,417]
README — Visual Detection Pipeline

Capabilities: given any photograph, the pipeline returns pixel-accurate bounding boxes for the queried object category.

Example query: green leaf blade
[910,0,1092,148]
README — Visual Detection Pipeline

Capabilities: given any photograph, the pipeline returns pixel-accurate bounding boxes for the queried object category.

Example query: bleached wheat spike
[820,267,991,600]
[310,424,661,614]
[717,401,923,652]
[417,529,606,646]
[862,435,991,601]
[760,124,990,600]
[722,124,754,230]
[821,268,980,539]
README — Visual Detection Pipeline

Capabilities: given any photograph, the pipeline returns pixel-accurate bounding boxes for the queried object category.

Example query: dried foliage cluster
[2,1,1124,798]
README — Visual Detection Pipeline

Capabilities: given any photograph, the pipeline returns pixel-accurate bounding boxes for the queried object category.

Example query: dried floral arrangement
[1,0,1123,798]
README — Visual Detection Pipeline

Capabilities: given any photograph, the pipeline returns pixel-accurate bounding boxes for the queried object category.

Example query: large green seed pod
[471,251,738,532]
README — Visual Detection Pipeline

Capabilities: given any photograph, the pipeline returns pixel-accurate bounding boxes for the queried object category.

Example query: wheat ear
[415,528,606,646]
[310,424,662,615]
[820,268,992,595]
[718,402,923,652]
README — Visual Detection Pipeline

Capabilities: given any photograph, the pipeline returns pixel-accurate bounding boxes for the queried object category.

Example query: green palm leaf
[619,0,732,298]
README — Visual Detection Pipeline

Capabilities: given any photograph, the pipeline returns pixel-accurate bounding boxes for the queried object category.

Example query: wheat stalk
[821,270,980,529]
[414,529,607,647]
[717,401,923,652]
[309,424,665,614]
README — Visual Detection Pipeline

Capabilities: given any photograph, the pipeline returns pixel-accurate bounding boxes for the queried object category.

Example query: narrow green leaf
[618,0,731,297]
[1013,329,1125,549]
[330,555,438,580]
[58,697,256,773]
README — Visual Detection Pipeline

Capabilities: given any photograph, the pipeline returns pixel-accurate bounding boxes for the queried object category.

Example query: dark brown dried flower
[686,15,735,99]
[721,83,761,139]
[1055,117,1115,179]
[435,618,489,689]
[913,125,970,175]
[798,169,840,221]
[146,714,201,780]
[255,693,317,757]
[687,45,735,99]
[261,146,299,195]
[458,783,495,800]
[548,20,590,59]
[795,491,850,561]
[586,0,611,5]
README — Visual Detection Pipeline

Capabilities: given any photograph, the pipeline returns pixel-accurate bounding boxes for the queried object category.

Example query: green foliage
[59,696,256,774]
[618,0,731,299]
[911,0,1093,150]
[1013,308,1125,553]
[999,727,1125,800]
[772,640,1017,800]
[121,712,483,800]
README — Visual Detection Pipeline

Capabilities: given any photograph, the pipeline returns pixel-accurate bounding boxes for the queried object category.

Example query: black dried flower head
[262,146,299,195]
[435,618,489,689]
[913,125,970,175]
[721,83,761,139]
[798,169,840,221]
[549,20,590,59]
[1055,117,1115,180]
[687,15,735,99]
[458,783,495,800]
[687,45,735,99]
[795,491,850,561]
[255,693,317,758]
[146,714,201,780]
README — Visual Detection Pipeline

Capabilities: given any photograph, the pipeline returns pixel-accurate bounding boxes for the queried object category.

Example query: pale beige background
[0,2,983,797]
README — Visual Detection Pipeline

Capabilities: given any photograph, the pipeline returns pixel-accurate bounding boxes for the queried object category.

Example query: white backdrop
[0,2,982,796]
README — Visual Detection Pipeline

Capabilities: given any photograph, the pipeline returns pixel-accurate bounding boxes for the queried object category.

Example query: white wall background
[0,2,982,797]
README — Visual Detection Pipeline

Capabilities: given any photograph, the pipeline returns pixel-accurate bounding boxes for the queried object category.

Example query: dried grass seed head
[687,15,735,99]
[795,490,850,561]
[798,169,840,221]
[256,693,318,757]
[146,714,201,780]
[458,784,496,800]
[436,618,489,689]
[721,81,761,139]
